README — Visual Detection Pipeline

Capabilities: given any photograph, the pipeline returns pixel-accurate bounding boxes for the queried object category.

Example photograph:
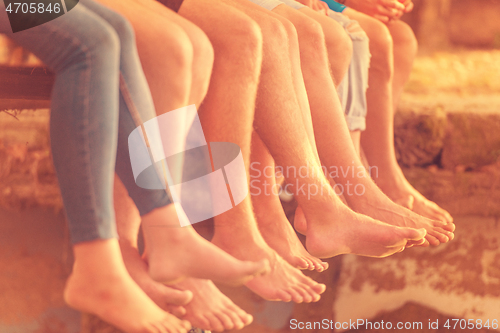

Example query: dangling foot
[64,239,192,333]
[212,227,326,303]
[373,162,453,224]
[174,278,253,332]
[142,204,270,285]
[253,187,328,272]
[348,186,455,247]
[119,241,193,317]
[296,200,427,258]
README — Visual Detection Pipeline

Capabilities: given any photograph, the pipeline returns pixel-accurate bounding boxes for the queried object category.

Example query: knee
[391,21,418,58]
[280,17,299,44]
[366,20,393,77]
[85,22,121,66]
[191,28,214,75]
[294,16,326,53]
[156,27,194,74]
[327,23,353,67]
[216,16,263,69]
[104,12,136,48]
[259,15,291,56]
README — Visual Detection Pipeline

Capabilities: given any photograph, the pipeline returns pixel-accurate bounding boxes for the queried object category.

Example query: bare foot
[347,186,455,247]
[142,204,270,285]
[383,175,453,224]
[257,216,328,272]
[119,241,193,317]
[174,278,253,332]
[252,188,328,272]
[369,156,453,225]
[295,201,427,258]
[64,239,191,333]
[212,229,326,303]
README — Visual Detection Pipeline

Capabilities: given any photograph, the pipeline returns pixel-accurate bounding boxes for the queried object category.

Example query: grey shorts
[247,0,369,131]
[247,0,305,11]
[329,11,370,132]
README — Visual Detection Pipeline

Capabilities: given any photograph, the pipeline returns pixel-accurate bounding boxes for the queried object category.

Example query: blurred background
[1,0,500,332]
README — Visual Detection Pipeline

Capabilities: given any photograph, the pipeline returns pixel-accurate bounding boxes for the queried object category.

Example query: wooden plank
[0,66,55,100]
[0,98,50,112]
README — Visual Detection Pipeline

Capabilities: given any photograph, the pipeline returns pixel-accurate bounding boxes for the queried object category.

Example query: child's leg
[269,4,453,247]
[329,12,370,157]
[3,1,191,332]
[344,9,453,224]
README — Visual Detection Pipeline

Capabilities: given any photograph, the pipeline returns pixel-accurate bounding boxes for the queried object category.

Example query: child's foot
[295,201,426,258]
[119,241,193,317]
[212,229,326,303]
[255,202,328,272]
[142,204,270,285]
[174,278,253,332]
[381,174,453,224]
[65,239,192,333]
[348,188,455,246]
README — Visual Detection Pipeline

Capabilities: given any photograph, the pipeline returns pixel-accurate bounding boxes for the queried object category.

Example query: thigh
[179,0,260,49]
[135,0,208,45]
[96,0,192,51]
[297,6,348,45]
[386,19,416,47]
[343,7,390,44]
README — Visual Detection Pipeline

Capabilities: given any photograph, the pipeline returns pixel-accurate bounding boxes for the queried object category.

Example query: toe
[191,315,210,331]
[299,284,319,303]
[224,308,245,330]
[214,311,235,331]
[276,289,293,302]
[294,285,313,303]
[180,320,191,332]
[287,287,304,303]
[205,313,225,332]
[230,304,253,326]
[429,228,450,243]
[166,305,186,317]
[292,256,310,270]
[425,234,441,246]
[400,227,427,241]
[303,257,315,271]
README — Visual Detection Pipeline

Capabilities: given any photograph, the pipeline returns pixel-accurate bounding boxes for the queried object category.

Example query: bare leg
[114,176,192,317]
[344,9,453,224]
[250,131,328,271]
[98,0,269,285]
[268,5,452,247]
[180,0,326,303]
[224,0,426,259]
[114,176,254,331]
[64,239,192,333]
[296,7,353,88]
[388,19,417,110]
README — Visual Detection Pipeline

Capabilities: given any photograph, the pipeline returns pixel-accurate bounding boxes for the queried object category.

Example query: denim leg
[82,0,172,216]
[3,3,120,244]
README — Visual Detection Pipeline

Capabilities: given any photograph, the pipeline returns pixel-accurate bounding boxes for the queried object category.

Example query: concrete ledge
[395,107,500,171]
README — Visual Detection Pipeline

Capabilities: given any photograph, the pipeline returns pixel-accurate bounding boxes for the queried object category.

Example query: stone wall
[404,0,500,49]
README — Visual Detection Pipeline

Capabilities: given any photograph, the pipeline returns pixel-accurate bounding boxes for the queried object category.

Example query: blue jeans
[0,0,171,243]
